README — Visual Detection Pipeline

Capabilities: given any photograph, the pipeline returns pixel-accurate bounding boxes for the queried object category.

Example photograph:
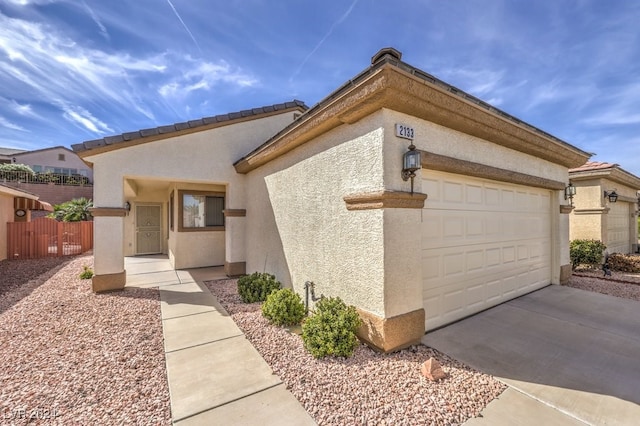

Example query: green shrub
[262,288,306,326]
[570,239,607,269]
[607,253,640,273]
[302,296,362,358]
[0,163,35,181]
[79,265,94,279]
[237,272,281,303]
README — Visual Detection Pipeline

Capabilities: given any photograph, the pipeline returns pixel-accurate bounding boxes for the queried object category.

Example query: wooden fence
[7,217,93,260]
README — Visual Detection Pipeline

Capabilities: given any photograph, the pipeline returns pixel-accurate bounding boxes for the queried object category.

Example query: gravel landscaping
[3,254,638,425]
[0,254,170,425]
[205,279,507,425]
[566,269,640,301]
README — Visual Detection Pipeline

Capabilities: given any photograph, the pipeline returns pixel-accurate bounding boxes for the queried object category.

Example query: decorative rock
[421,357,447,381]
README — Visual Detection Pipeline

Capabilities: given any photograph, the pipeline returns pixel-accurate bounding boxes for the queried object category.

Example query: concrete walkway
[423,285,640,426]
[125,256,315,425]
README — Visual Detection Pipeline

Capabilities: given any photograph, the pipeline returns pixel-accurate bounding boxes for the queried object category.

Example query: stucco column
[90,209,126,292]
[223,209,246,276]
[344,190,427,352]
[89,165,127,292]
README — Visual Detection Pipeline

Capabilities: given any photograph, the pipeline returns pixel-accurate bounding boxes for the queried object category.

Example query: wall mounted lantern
[124,201,131,212]
[401,142,422,195]
[564,183,576,206]
[604,190,618,203]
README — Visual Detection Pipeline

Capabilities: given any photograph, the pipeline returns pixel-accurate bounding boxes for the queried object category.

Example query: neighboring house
[1,146,93,209]
[73,48,591,352]
[0,183,53,261]
[11,146,93,182]
[0,147,27,164]
[569,161,640,254]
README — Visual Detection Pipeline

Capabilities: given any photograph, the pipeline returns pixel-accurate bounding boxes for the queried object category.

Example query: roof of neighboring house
[72,100,308,156]
[234,47,591,173]
[12,145,75,156]
[570,161,640,189]
[569,161,617,172]
[0,147,27,156]
[0,182,38,199]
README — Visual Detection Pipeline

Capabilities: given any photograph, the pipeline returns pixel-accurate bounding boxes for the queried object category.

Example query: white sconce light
[401,143,422,195]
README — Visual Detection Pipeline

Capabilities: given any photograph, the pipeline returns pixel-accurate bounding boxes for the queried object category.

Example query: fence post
[57,221,64,257]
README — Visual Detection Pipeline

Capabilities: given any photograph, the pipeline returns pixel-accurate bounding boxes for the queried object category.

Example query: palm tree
[49,197,93,222]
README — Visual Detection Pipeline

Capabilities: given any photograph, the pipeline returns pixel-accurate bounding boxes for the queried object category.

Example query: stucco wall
[570,177,639,253]
[246,112,387,316]
[245,108,574,319]
[382,109,569,190]
[0,193,14,261]
[86,112,296,207]
[85,112,297,275]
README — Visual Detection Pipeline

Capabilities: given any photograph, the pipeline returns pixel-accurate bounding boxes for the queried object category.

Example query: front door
[135,204,162,255]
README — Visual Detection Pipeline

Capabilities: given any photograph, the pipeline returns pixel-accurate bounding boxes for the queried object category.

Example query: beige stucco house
[73,48,591,351]
[11,146,93,182]
[569,161,640,254]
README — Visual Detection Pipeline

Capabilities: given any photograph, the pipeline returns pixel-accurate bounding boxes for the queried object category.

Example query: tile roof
[235,48,591,171]
[569,161,618,172]
[0,147,27,156]
[71,100,308,154]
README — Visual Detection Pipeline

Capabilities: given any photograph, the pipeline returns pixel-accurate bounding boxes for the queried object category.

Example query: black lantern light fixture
[124,201,131,212]
[564,183,576,206]
[401,142,422,195]
[604,190,618,203]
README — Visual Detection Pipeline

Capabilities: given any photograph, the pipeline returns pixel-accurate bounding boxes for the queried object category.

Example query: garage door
[422,170,552,331]
[607,202,630,254]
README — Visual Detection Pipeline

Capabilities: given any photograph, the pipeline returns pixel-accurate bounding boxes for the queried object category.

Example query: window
[58,153,65,161]
[178,190,224,232]
[32,165,42,172]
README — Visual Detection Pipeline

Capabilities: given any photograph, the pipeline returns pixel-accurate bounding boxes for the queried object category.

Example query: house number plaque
[395,123,415,140]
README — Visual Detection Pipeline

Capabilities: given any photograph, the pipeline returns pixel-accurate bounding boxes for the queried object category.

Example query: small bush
[607,253,640,273]
[262,288,306,326]
[237,272,281,303]
[570,239,607,270]
[79,265,94,279]
[302,296,362,358]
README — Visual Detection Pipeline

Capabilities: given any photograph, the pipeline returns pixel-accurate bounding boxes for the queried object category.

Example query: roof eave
[235,64,591,174]
[73,103,307,159]
[570,166,640,189]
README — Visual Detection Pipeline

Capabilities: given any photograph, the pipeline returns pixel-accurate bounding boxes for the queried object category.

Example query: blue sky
[1,0,639,175]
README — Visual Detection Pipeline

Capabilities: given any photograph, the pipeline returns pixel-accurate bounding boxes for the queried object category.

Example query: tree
[49,197,93,222]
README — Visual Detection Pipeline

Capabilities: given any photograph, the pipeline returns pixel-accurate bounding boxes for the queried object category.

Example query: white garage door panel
[422,171,552,331]
[607,202,630,254]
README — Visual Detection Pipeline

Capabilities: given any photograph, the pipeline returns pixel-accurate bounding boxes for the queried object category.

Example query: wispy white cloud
[0,116,27,131]
[290,0,360,82]
[8,99,36,116]
[60,104,112,134]
[82,0,109,40]
[165,0,201,53]
[158,59,257,99]
[581,83,640,126]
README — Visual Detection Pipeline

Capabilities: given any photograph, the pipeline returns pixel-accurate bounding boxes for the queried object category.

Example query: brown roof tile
[72,100,308,154]
[569,161,618,172]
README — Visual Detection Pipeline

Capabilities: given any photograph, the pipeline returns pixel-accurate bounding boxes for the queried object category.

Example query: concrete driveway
[422,285,640,425]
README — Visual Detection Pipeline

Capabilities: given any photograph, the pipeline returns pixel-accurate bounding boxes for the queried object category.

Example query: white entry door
[422,171,552,331]
[135,204,162,255]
